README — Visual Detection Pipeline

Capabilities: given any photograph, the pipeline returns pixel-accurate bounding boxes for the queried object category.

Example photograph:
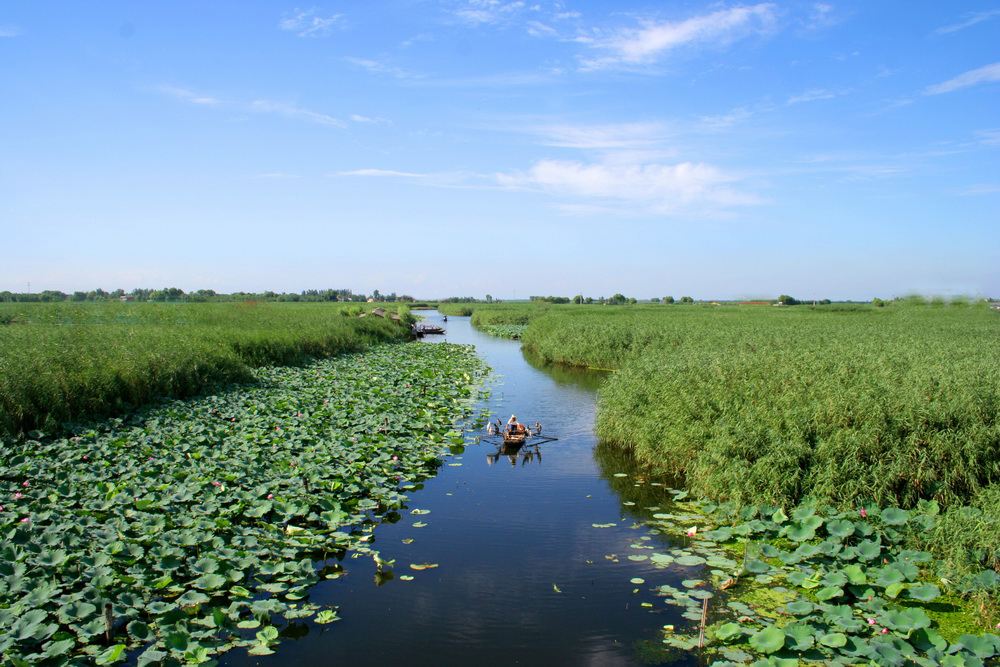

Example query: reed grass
[0,302,413,436]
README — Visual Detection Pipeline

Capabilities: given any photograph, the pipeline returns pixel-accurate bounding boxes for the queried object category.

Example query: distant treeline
[0,288,416,303]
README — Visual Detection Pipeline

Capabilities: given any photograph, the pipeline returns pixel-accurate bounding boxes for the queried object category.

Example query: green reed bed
[0,302,413,437]
[0,342,485,664]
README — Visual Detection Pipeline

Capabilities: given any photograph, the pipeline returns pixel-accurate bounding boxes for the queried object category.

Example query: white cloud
[699,107,752,131]
[278,8,342,37]
[453,1,527,25]
[153,84,346,128]
[976,129,1000,146]
[0,25,20,37]
[344,56,418,80]
[579,4,776,71]
[496,158,758,215]
[336,169,429,178]
[526,20,557,37]
[934,9,1000,35]
[925,62,1000,95]
[958,183,1000,196]
[349,114,388,125]
[249,99,345,128]
[529,122,668,149]
[786,88,838,105]
[154,85,222,106]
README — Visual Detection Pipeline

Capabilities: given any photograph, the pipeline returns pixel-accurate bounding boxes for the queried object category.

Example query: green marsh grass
[0,302,414,436]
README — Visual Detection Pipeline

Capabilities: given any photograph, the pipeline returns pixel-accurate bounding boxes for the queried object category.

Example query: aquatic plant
[0,302,414,437]
[639,493,999,665]
[0,342,485,664]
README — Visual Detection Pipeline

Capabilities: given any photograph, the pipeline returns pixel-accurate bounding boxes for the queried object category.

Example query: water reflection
[485,440,543,467]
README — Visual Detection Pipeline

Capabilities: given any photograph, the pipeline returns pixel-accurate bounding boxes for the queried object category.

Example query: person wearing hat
[506,415,528,436]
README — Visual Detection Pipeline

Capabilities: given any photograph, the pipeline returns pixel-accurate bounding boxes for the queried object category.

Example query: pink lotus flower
[22,481,30,487]
[0,505,5,511]
[148,456,154,461]
[267,494,274,500]
[20,517,29,523]
[391,456,398,462]
[211,481,222,487]
[686,526,698,537]
[13,492,23,500]
[82,454,89,460]
[881,628,889,635]
[867,618,876,625]
[275,426,281,431]
[859,507,868,518]
[297,412,303,417]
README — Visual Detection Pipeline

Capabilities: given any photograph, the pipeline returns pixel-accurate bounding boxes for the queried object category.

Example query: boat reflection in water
[486,440,543,467]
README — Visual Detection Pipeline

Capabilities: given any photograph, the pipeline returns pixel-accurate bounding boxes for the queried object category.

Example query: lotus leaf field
[617,490,1000,665]
[0,342,485,664]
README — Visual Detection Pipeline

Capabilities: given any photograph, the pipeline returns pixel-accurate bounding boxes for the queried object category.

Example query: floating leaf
[749,627,785,654]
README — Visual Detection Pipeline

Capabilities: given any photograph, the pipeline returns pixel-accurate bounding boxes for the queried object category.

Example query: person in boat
[506,415,530,437]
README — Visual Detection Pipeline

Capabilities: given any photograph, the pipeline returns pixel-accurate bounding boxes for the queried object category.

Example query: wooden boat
[503,431,528,445]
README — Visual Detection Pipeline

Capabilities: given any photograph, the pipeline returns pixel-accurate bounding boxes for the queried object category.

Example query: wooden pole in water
[104,602,113,644]
[697,597,709,649]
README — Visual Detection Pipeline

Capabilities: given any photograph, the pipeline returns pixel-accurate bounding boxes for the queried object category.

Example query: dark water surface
[224,313,696,666]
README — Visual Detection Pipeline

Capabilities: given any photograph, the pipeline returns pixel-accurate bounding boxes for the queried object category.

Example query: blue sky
[2,1,998,299]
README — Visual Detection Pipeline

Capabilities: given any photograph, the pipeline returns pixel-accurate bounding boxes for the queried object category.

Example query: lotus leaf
[749,627,785,654]
[715,622,744,641]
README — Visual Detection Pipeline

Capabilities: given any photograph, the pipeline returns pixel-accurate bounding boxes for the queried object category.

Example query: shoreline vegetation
[0,341,486,664]
[443,300,1000,650]
[0,302,414,438]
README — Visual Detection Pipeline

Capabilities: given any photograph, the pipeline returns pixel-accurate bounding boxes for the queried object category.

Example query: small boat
[503,431,528,445]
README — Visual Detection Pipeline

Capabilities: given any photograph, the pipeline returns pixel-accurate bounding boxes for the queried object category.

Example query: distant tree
[585,296,594,304]
[818,299,832,305]
[776,294,798,306]
[71,291,87,301]
[628,297,638,304]
[663,296,675,304]
[572,294,584,304]
[485,294,493,303]
[608,293,628,305]
[871,297,886,307]
[680,296,694,304]
[649,297,660,303]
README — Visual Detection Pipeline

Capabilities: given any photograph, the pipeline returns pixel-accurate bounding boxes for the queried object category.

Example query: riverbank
[0,302,413,437]
[0,341,485,664]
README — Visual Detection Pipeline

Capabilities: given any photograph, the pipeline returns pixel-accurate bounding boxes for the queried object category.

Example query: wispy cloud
[579,4,777,71]
[336,169,430,179]
[802,2,838,30]
[699,107,752,131]
[154,85,221,106]
[0,24,20,38]
[496,158,759,215]
[528,122,669,149]
[278,8,342,37]
[925,62,1000,95]
[976,129,1000,147]
[934,9,1000,35]
[786,88,842,105]
[153,85,347,128]
[957,183,1000,196]
[344,56,419,80]
[349,114,389,125]
[452,1,528,25]
[249,99,344,127]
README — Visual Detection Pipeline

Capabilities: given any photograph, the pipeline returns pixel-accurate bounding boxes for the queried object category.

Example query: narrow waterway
[226,313,697,666]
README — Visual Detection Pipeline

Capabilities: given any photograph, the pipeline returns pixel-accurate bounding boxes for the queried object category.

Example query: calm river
[224,312,697,666]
